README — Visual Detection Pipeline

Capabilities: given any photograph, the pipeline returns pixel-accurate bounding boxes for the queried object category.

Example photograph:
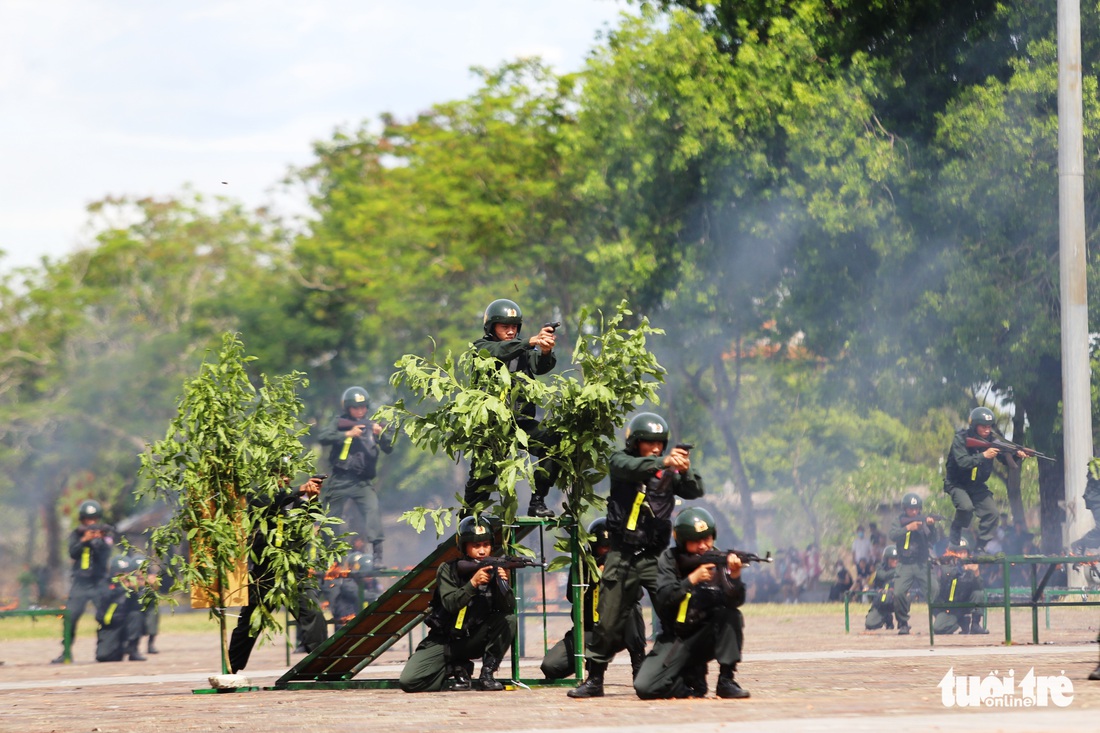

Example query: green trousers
[634,606,744,699]
[398,612,516,692]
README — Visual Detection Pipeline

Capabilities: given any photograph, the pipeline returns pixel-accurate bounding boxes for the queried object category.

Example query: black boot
[478,655,505,691]
[147,635,159,654]
[527,494,555,519]
[127,644,147,662]
[567,662,606,698]
[445,662,472,691]
[968,615,989,635]
[629,649,646,681]
[683,662,708,697]
[372,540,384,568]
[897,623,910,635]
[50,653,72,665]
[1089,664,1100,681]
[716,664,750,699]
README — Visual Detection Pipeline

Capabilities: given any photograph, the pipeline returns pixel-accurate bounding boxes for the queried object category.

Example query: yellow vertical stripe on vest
[103,603,117,626]
[949,578,958,602]
[454,606,468,630]
[971,467,978,481]
[339,437,353,461]
[676,593,692,624]
[626,491,646,531]
[904,532,911,550]
[81,547,90,570]
[592,585,600,623]
[880,583,890,603]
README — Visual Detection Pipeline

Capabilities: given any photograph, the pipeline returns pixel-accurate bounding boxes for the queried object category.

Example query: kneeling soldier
[399,515,517,692]
[864,546,900,630]
[634,507,749,700]
[933,538,988,635]
[95,555,145,662]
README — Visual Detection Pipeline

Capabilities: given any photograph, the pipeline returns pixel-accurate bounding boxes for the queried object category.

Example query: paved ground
[2,603,1099,733]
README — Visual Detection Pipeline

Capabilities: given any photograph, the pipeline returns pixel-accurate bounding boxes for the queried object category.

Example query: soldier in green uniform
[932,538,989,634]
[317,386,393,564]
[944,407,1025,553]
[399,515,516,692]
[864,546,899,630]
[634,507,749,700]
[889,492,940,635]
[540,517,646,680]
[568,412,704,698]
[1071,466,1100,554]
[94,555,146,662]
[463,298,560,518]
[52,499,114,664]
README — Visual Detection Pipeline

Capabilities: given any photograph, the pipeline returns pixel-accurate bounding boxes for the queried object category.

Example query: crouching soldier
[933,538,989,635]
[399,515,516,692]
[95,555,146,662]
[634,507,749,700]
[864,546,899,631]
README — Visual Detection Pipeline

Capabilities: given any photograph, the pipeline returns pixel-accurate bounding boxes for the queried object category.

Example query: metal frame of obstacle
[925,553,1100,646]
[270,515,583,691]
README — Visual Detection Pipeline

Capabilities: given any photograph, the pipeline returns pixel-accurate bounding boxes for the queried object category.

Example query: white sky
[0,0,631,272]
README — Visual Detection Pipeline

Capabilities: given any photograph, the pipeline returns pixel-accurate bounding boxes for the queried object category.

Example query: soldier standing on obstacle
[463,298,560,519]
[944,407,1026,554]
[568,412,704,698]
[318,386,393,565]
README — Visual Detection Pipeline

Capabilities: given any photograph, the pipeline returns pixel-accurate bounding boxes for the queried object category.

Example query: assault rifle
[336,417,374,432]
[456,555,545,578]
[80,523,115,541]
[965,436,1055,463]
[676,548,773,575]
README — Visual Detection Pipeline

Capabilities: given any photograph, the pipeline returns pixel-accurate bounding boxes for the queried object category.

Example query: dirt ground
[2,603,1100,733]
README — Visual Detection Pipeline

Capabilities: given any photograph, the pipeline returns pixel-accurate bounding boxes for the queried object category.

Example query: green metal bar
[843,590,850,632]
[571,517,584,681]
[927,562,935,647]
[1003,556,1012,645]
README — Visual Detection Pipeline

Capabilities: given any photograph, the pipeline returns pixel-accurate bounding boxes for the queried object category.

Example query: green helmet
[969,407,995,429]
[109,555,133,575]
[902,492,923,512]
[342,386,370,411]
[673,506,718,547]
[624,412,670,454]
[456,515,495,552]
[882,545,898,561]
[483,298,523,338]
[78,499,102,521]
[587,517,611,552]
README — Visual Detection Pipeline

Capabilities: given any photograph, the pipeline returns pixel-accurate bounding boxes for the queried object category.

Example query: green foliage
[377,301,664,571]
[138,333,347,645]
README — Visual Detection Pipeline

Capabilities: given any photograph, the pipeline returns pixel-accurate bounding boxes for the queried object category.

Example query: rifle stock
[965,436,1055,462]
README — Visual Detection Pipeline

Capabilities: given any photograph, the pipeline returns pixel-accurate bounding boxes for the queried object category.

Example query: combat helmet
[587,517,611,553]
[482,299,523,338]
[673,506,718,547]
[109,555,133,575]
[624,412,669,454]
[969,407,995,430]
[456,514,495,552]
[882,545,898,561]
[78,499,103,521]
[342,386,370,411]
[901,493,923,512]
